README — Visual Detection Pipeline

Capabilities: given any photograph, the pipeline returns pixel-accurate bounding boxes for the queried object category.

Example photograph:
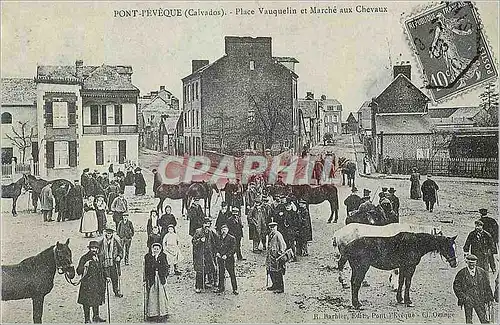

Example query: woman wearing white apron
[144,243,169,322]
[162,225,182,275]
[80,196,98,238]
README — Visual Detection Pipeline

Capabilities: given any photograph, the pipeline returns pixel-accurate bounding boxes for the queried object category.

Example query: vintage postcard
[1,1,499,324]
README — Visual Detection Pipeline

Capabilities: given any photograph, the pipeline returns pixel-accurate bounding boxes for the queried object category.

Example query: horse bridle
[53,246,80,286]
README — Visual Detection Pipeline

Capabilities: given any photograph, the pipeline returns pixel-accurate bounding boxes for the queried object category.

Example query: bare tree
[477,82,499,127]
[205,107,236,154]
[5,121,36,164]
[246,91,292,152]
[429,126,454,159]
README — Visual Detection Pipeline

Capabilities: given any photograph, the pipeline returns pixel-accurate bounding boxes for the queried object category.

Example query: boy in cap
[215,224,238,294]
[453,254,494,323]
[98,228,124,298]
[479,209,498,272]
[266,221,286,293]
[464,220,495,271]
[76,241,106,323]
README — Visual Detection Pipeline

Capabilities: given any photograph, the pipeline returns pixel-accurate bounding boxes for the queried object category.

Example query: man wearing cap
[464,220,495,272]
[248,197,269,253]
[117,214,135,266]
[296,200,312,257]
[344,187,362,216]
[479,209,498,272]
[81,168,92,198]
[188,199,206,237]
[111,192,128,230]
[282,198,300,261]
[106,178,121,213]
[421,174,439,212]
[98,228,124,298]
[77,241,107,323]
[215,202,230,234]
[215,224,238,294]
[386,187,400,218]
[134,167,146,196]
[453,254,494,323]
[227,207,245,261]
[192,217,217,293]
[266,221,287,293]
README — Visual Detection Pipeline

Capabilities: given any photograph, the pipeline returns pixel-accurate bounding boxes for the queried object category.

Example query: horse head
[19,174,31,192]
[437,235,458,268]
[54,238,75,279]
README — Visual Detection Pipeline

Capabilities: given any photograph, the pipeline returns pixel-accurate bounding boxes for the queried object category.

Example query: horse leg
[157,198,164,215]
[350,263,369,309]
[32,295,45,323]
[337,257,350,289]
[32,193,39,213]
[328,200,337,223]
[12,196,18,217]
[396,268,405,303]
[403,265,416,307]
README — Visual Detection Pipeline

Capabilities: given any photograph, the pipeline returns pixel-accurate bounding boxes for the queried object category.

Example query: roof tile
[1,78,36,104]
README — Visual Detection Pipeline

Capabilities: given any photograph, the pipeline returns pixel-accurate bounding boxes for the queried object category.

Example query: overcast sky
[2,1,498,120]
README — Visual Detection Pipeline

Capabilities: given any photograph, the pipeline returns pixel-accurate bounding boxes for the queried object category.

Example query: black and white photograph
[1,1,499,323]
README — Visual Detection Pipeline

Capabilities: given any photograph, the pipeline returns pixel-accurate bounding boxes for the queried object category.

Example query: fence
[380,157,498,179]
[1,162,39,179]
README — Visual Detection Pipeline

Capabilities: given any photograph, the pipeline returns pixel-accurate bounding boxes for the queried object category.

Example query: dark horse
[185,181,220,216]
[1,239,76,323]
[269,184,339,223]
[338,157,356,188]
[336,231,457,309]
[23,174,73,214]
[1,176,29,216]
[156,182,191,216]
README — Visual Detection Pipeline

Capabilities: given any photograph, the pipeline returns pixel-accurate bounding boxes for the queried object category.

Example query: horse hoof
[350,304,362,310]
[405,302,414,307]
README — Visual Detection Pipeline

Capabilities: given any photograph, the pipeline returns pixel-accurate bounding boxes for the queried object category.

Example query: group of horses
[1,174,73,217]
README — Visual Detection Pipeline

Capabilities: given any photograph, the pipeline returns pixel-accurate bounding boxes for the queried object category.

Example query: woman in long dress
[80,196,98,238]
[144,243,169,322]
[409,167,421,200]
[95,195,107,236]
[162,225,182,275]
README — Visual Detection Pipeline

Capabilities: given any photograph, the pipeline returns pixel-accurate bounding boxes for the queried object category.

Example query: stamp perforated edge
[401,1,499,105]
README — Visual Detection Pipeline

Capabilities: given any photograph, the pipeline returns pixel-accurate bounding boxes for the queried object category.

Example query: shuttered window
[90,105,99,125]
[45,101,53,126]
[54,141,69,167]
[45,141,54,168]
[68,102,76,125]
[69,141,77,167]
[101,105,107,125]
[114,105,123,125]
[53,102,69,128]
[118,140,126,164]
[96,141,104,165]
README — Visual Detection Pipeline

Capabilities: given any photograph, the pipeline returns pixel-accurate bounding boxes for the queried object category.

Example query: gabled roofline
[182,56,226,82]
[376,74,430,103]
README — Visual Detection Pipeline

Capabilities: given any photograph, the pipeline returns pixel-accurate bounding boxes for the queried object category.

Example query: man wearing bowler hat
[464,220,495,272]
[77,240,106,323]
[344,187,362,216]
[453,254,494,323]
[98,228,124,298]
[479,209,498,272]
[386,187,400,218]
[266,221,286,293]
[192,217,217,293]
[214,224,238,295]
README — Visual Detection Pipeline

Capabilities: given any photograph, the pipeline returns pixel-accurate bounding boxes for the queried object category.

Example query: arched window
[1,112,12,124]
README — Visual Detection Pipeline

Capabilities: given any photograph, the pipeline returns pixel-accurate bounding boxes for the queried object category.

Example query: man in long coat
[188,199,206,237]
[421,174,439,212]
[479,208,498,272]
[77,240,106,323]
[152,169,162,198]
[227,207,245,260]
[296,200,312,256]
[192,218,218,293]
[67,180,84,221]
[247,198,269,252]
[464,220,496,272]
[245,183,258,215]
[81,168,92,198]
[106,180,121,213]
[98,228,124,298]
[453,254,494,323]
[134,168,146,196]
[266,221,286,293]
[386,187,400,218]
[40,183,54,222]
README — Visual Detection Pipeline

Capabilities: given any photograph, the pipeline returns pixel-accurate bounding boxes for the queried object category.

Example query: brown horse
[269,184,339,223]
[156,182,191,216]
[185,181,220,216]
[1,176,29,216]
[1,239,75,323]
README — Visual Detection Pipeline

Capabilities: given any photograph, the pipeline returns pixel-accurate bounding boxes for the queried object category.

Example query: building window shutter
[118,140,126,164]
[96,141,104,165]
[69,141,77,167]
[90,105,99,125]
[101,105,107,125]
[46,141,54,168]
[45,101,53,126]
[114,105,123,125]
[68,102,76,125]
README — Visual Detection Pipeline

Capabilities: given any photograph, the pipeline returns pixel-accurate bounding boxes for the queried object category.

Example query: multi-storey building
[35,60,140,179]
[181,36,299,156]
[319,97,342,139]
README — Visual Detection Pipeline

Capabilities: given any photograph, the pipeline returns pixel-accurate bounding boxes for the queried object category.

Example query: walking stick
[202,238,205,290]
[106,279,111,324]
[143,282,147,322]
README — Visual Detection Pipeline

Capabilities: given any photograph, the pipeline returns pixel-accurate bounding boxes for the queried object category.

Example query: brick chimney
[160,85,165,91]
[75,60,83,79]
[393,61,411,80]
[192,60,209,73]
[320,94,327,101]
[306,92,314,100]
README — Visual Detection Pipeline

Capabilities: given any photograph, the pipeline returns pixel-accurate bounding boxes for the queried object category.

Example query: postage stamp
[404,2,498,102]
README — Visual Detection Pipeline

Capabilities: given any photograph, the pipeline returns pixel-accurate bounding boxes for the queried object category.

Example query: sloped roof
[298,100,317,118]
[323,98,342,107]
[83,65,138,91]
[182,56,227,81]
[376,114,431,134]
[347,112,357,123]
[376,74,430,113]
[449,106,481,119]
[36,64,137,91]
[1,78,36,105]
[430,106,481,126]
[161,115,181,134]
[357,100,371,112]
[428,107,458,118]
[273,56,299,63]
